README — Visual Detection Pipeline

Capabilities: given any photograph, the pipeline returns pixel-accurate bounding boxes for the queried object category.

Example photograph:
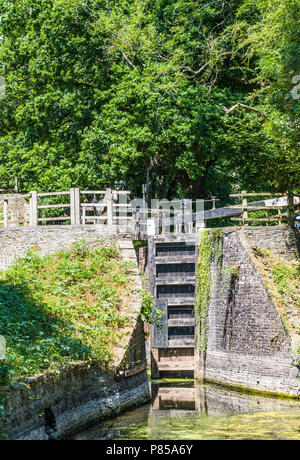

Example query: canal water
[72,381,300,440]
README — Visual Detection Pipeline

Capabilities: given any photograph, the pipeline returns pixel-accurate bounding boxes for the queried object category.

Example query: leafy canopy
[0,0,298,197]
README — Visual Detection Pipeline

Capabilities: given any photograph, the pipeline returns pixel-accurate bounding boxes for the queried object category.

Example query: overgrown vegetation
[252,248,300,355]
[0,241,137,382]
[140,290,164,327]
[195,229,223,353]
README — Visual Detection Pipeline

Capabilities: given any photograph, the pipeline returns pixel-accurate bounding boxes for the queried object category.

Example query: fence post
[70,188,81,225]
[3,199,8,227]
[211,196,216,210]
[287,190,295,228]
[196,220,206,232]
[70,188,75,225]
[74,188,81,225]
[265,209,269,226]
[186,200,193,233]
[134,206,140,239]
[29,191,38,227]
[106,188,113,228]
[278,208,283,225]
[147,217,156,237]
[181,199,185,234]
[242,190,248,226]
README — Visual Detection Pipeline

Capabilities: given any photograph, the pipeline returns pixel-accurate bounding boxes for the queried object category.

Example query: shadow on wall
[0,280,91,382]
[117,315,147,374]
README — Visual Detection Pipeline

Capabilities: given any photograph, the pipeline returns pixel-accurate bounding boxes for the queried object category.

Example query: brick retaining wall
[0,231,150,439]
[199,228,300,397]
[0,225,131,270]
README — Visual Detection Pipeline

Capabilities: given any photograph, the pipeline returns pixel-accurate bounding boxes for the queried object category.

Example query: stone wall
[199,227,300,397]
[0,194,29,225]
[2,307,149,440]
[242,226,300,257]
[2,360,149,440]
[0,225,131,270]
[0,229,150,439]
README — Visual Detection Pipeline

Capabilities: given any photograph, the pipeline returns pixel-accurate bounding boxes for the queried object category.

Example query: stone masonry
[0,225,131,270]
[2,362,149,440]
[200,227,300,397]
[242,226,300,257]
[0,227,150,439]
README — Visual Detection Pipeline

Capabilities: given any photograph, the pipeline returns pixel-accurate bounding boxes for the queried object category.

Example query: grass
[0,240,136,383]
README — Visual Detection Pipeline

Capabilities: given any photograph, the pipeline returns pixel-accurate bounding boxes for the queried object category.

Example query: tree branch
[222,102,267,119]
[183,51,234,78]
[121,52,136,70]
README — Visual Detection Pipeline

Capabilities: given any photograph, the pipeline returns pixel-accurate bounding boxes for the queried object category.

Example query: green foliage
[226,0,300,191]
[212,228,224,265]
[195,230,211,353]
[254,249,300,311]
[0,0,298,198]
[252,248,299,356]
[0,243,133,379]
[295,344,300,367]
[280,314,290,338]
[140,290,164,326]
[272,261,300,302]
[0,0,279,199]
[223,265,239,279]
[195,229,223,353]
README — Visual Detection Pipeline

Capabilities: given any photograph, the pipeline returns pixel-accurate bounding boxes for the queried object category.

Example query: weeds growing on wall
[0,242,135,379]
[195,229,223,354]
[252,247,300,359]
[140,290,164,327]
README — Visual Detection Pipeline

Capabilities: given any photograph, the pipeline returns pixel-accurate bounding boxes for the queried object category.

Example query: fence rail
[229,190,299,226]
[0,189,298,235]
[0,188,133,229]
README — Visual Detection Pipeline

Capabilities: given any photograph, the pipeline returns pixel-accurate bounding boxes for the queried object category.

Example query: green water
[73,381,300,440]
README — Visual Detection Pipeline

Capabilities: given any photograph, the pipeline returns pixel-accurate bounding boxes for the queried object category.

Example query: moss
[151,378,195,383]
[195,229,223,354]
[132,240,147,249]
[0,385,10,440]
[280,314,290,337]
[251,247,299,355]
[202,378,300,401]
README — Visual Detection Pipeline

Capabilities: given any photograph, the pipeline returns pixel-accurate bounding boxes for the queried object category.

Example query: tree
[0,0,297,198]
[222,0,300,192]
[0,0,112,191]
[0,0,253,197]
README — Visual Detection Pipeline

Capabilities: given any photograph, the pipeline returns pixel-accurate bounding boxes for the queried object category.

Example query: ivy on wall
[195,229,223,355]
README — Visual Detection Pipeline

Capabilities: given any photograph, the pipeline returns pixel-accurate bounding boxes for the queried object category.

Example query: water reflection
[72,381,300,440]
[152,382,196,411]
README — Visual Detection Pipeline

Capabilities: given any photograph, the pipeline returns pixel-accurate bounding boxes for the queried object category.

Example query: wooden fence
[229,191,299,226]
[0,188,298,234]
[132,198,219,238]
[0,188,132,229]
